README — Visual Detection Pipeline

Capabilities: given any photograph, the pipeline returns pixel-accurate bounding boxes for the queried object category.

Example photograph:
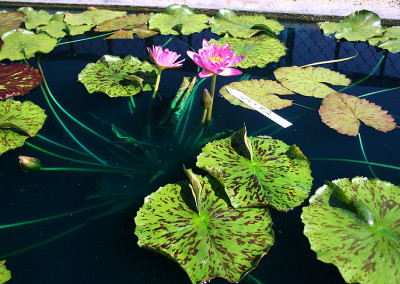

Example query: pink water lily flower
[147,45,185,70]
[187,39,244,78]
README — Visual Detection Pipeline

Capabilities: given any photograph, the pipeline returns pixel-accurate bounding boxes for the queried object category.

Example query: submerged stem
[309,158,400,171]
[146,70,163,141]
[205,74,217,123]
[357,133,377,177]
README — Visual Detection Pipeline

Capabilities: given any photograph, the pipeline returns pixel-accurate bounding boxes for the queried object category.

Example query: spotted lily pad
[274,66,351,98]
[210,8,284,39]
[0,63,42,100]
[95,14,158,39]
[0,11,25,36]
[319,92,396,136]
[148,4,209,35]
[196,126,312,210]
[134,168,274,284]
[302,177,400,284]
[220,79,293,111]
[0,99,46,155]
[78,55,157,98]
[0,260,11,283]
[0,29,57,61]
[319,10,385,42]
[210,35,286,69]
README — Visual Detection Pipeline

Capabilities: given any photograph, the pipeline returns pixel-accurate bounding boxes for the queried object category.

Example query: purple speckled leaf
[134,169,274,284]
[0,63,42,100]
[319,93,396,136]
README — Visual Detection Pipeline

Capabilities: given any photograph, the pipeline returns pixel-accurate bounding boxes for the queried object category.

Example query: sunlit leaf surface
[319,10,385,41]
[78,55,157,97]
[135,170,274,284]
[0,11,25,36]
[0,260,11,283]
[148,4,209,35]
[274,66,351,98]
[196,127,312,210]
[0,29,57,60]
[95,14,158,39]
[210,35,286,68]
[319,92,396,136]
[220,79,293,110]
[302,177,400,284]
[0,63,42,100]
[0,99,46,155]
[210,8,283,38]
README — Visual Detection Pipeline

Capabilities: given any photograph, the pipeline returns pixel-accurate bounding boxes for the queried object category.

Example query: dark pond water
[0,14,399,284]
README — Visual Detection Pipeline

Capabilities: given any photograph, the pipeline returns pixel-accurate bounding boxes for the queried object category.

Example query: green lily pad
[78,55,157,98]
[196,126,313,210]
[319,10,385,41]
[0,11,25,36]
[22,8,53,30]
[134,168,274,284]
[0,260,11,283]
[148,4,209,35]
[36,12,67,38]
[302,177,400,284]
[64,8,126,26]
[0,63,42,100]
[210,35,286,69]
[368,27,400,53]
[0,29,57,61]
[95,14,158,39]
[274,66,351,98]
[319,92,396,136]
[210,8,284,39]
[0,99,46,155]
[67,24,94,36]
[220,79,294,110]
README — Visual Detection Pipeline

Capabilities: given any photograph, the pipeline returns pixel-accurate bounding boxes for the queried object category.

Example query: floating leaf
[274,66,351,98]
[368,27,400,53]
[148,4,209,35]
[95,14,158,39]
[36,12,67,38]
[0,29,57,61]
[0,260,11,283]
[64,7,126,26]
[0,11,25,36]
[319,10,385,41]
[0,99,46,155]
[196,126,312,210]
[210,8,283,39]
[0,63,42,100]
[302,177,400,284]
[220,79,293,111]
[210,35,286,68]
[22,9,53,30]
[135,169,274,284]
[78,55,157,98]
[67,24,94,36]
[319,92,396,136]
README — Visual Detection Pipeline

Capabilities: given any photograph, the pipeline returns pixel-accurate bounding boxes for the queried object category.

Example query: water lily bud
[18,156,41,172]
[200,89,212,109]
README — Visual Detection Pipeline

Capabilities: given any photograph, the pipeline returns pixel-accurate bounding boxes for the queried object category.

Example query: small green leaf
[231,125,253,162]
[0,29,57,60]
[274,66,351,98]
[319,93,396,136]
[36,12,67,38]
[0,260,11,283]
[210,35,286,68]
[23,9,53,30]
[0,99,46,155]
[319,10,385,41]
[78,55,157,98]
[302,177,400,284]
[210,8,284,38]
[220,79,293,110]
[196,127,313,210]
[148,4,209,35]
[135,172,274,284]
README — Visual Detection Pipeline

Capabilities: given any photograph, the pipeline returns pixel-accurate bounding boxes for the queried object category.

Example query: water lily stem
[146,70,163,141]
[205,74,217,123]
[309,158,400,171]
[39,167,144,175]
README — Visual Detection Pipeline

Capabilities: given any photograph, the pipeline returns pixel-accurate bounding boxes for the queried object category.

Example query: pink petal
[192,54,207,69]
[199,70,215,78]
[228,55,244,67]
[218,67,242,76]
[202,39,210,48]
[186,50,197,61]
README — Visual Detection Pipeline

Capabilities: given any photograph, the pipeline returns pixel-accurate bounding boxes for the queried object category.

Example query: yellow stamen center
[209,56,223,63]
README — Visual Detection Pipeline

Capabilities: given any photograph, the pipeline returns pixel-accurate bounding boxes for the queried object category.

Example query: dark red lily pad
[0,63,42,100]
[0,11,25,36]
[319,93,396,136]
